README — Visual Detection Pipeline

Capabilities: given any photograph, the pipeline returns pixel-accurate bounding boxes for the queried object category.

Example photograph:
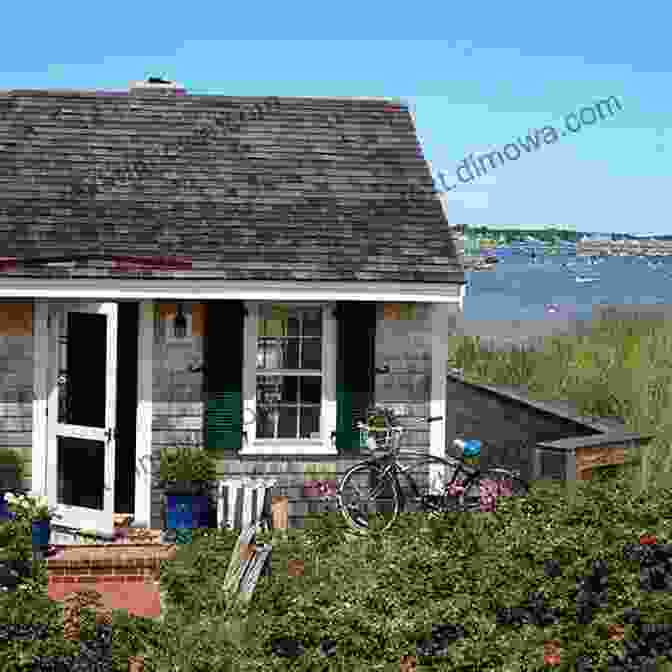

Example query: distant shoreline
[453,303,672,352]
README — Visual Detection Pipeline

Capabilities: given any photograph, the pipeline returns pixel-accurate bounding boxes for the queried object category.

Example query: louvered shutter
[204,301,244,454]
[335,301,376,450]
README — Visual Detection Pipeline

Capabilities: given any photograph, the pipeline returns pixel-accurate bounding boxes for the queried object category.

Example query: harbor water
[456,247,672,350]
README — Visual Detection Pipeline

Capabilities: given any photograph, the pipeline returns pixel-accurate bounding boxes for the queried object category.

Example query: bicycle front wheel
[337,463,400,534]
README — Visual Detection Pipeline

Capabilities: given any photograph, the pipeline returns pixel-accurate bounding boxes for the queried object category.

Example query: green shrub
[3,315,672,669]
[158,445,217,493]
[2,479,672,670]
[0,448,25,486]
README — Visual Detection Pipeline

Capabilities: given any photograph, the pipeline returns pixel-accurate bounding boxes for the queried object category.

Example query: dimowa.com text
[437,95,623,191]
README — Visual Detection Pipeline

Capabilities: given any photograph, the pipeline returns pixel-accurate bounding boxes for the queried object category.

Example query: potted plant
[4,492,61,553]
[0,448,25,521]
[158,446,217,534]
[303,463,337,499]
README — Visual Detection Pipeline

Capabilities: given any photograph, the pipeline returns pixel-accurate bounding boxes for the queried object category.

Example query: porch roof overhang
[0,277,466,304]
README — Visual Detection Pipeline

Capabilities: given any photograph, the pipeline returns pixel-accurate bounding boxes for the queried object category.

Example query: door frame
[32,299,154,533]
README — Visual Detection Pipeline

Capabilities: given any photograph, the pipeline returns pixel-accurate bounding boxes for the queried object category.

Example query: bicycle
[336,409,529,535]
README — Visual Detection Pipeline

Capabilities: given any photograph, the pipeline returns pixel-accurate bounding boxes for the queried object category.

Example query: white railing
[216,477,278,532]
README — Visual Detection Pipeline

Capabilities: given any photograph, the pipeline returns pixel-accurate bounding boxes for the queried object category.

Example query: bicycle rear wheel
[337,463,400,534]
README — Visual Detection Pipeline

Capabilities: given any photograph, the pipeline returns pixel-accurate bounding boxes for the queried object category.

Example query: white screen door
[46,302,118,537]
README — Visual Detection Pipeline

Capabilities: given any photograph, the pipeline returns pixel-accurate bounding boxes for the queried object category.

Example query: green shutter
[335,301,376,451]
[204,301,244,454]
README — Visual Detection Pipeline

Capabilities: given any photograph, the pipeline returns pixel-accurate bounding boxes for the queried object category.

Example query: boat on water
[575,276,599,283]
[462,256,498,271]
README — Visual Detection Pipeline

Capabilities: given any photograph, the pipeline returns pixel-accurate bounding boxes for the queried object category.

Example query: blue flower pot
[165,494,210,530]
[31,519,51,550]
[0,493,16,522]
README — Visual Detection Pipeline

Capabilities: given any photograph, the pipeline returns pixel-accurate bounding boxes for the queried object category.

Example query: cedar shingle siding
[0,89,463,285]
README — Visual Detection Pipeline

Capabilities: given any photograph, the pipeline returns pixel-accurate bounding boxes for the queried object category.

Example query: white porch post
[429,302,450,490]
[32,300,49,496]
[134,300,153,527]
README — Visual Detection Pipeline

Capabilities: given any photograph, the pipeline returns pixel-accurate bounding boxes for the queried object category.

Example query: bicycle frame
[359,450,482,511]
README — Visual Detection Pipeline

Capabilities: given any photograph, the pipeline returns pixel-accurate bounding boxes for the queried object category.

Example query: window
[256,304,322,439]
[241,302,337,454]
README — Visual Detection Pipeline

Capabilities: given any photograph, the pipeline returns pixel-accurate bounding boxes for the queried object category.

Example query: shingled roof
[0,87,464,284]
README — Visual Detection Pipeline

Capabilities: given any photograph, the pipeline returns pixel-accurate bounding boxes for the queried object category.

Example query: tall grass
[447,313,672,499]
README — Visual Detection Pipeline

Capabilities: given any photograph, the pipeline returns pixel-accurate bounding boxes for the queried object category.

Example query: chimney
[129,77,186,96]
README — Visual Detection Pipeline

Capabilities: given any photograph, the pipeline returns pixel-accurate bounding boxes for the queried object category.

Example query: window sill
[238,441,338,456]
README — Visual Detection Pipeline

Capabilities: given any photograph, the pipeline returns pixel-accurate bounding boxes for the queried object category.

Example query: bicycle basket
[358,425,392,451]
[366,405,396,428]
[364,406,397,451]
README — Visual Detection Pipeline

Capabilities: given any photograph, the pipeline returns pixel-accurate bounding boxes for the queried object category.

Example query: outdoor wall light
[174,302,187,338]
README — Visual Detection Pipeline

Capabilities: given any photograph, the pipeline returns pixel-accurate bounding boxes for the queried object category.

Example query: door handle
[105,428,119,442]
[104,428,115,490]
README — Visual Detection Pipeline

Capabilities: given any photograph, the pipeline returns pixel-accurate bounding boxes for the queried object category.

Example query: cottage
[0,78,465,535]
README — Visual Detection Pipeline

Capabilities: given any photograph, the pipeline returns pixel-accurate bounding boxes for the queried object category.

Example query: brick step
[44,539,177,621]
[46,542,177,579]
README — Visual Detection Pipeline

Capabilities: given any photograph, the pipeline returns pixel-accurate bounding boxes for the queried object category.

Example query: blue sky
[1,2,670,235]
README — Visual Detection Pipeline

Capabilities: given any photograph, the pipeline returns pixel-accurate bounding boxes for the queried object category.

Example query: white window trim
[239,301,338,455]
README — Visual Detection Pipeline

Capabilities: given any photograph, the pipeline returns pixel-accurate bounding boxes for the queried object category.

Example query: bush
[0,448,25,487]
[157,445,217,494]
[2,315,672,668]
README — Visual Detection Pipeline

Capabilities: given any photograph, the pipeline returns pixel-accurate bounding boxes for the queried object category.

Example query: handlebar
[354,416,443,431]
[396,415,444,425]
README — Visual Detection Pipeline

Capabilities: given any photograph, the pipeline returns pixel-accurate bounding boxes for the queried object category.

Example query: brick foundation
[45,536,177,621]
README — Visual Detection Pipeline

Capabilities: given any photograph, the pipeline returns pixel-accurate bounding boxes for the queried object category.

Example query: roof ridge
[0,89,410,105]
